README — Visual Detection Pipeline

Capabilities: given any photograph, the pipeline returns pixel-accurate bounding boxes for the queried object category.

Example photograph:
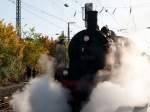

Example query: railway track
[0,83,26,112]
[0,96,13,112]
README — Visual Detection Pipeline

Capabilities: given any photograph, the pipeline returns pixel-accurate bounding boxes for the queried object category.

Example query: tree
[0,21,58,86]
[0,20,24,85]
[22,28,56,71]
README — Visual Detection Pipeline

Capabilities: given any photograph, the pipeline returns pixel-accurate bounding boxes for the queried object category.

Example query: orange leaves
[0,20,21,56]
[0,20,58,86]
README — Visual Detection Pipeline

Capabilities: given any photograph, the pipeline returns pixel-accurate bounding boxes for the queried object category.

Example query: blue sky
[1,0,150,39]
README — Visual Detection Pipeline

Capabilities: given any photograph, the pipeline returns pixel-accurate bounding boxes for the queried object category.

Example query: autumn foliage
[0,20,57,86]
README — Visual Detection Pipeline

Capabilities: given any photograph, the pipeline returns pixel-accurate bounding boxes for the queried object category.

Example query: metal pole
[67,22,75,42]
[68,22,70,42]
[16,0,21,37]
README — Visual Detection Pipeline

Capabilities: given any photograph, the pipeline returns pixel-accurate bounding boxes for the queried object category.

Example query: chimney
[87,11,98,31]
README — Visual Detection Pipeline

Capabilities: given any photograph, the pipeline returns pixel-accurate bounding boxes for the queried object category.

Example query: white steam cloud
[82,36,150,112]
[10,31,150,112]
[10,54,70,112]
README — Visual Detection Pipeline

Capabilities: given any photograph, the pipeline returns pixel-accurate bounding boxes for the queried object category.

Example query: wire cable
[22,1,68,23]
[22,1,80,29]
[8,0,64,30]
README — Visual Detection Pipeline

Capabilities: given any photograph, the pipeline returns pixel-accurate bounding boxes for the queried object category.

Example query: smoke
[10,54,71,112]
[82,36,150,112]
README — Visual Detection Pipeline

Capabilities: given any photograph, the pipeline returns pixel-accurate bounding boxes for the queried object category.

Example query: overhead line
[22,8,64,29]
[8,0,64,30]
[97,0,122,28]
[22,1,67,23]
[8,0,80,33]
[22,1,80,29]
[129,0,136,31]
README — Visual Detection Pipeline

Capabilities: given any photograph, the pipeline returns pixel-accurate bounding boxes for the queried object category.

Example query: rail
[0,83,26,112]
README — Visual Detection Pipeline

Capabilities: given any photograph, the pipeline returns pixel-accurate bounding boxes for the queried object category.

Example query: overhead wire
[69,0,83,7]
[9,0,149,34]
[47,0,82,17]
[23,1,82,29]
[64,0,83,17]
[47,0,66,9]
[22,1,68,23]
[97,0,142,32]
[8,0,67,24]
[7,0,64,30]
[129,0,137,31]
[98,0,150,31]
[18,0,81,29]
[22,8,64,29]
[119,0,130,31]
[97,0,122,29]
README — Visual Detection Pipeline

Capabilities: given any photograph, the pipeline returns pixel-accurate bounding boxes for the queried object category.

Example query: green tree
[23,28,46,68]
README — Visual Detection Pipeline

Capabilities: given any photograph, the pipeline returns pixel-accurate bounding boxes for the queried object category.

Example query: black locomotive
[55,11,111,112]
[55,9,147,112]
[68,11,110,79]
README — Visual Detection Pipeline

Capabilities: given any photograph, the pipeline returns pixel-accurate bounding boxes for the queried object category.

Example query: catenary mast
[16,0,21,37]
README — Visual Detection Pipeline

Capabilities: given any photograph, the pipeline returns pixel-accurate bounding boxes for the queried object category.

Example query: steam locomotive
[55,9,149,112]
[55,11,113,112]
[68,11,112,112]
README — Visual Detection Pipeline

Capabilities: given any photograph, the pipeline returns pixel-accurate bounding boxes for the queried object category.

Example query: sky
[1,0,150,39]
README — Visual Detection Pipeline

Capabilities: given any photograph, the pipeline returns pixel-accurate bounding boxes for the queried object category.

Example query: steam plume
[10,54,70,112]
[82,36,150,112]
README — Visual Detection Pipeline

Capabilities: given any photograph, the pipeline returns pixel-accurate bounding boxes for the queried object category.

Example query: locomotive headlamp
[84,35,90,42]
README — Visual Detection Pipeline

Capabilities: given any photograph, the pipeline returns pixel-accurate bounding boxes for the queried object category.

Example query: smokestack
[87,11,98,31]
